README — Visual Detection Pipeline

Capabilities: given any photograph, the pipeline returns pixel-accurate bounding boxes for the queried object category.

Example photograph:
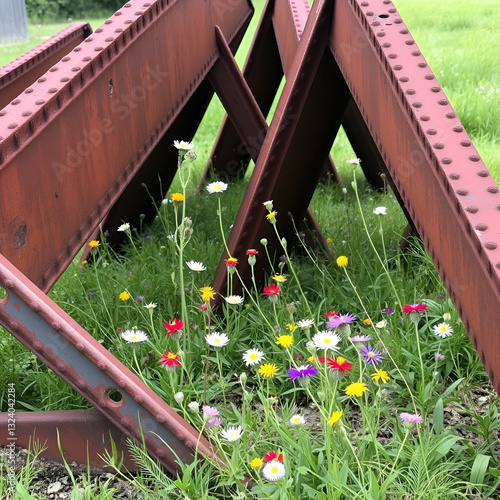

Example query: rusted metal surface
[0,0,253,294]
[328,0,500,392]
[0,409,139,471]
[200,0,340,185]
[0,23,92,110]
[211,0,350,295]
[0,254,220,474]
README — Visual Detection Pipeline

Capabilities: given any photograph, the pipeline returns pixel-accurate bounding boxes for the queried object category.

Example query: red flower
[199,303,208,311]
[402,304,427,313]
[318,356,334,364]
[263,284,280,296]
[325,311,339,318]
[246,249,258,256]
[159,351,181,367]
[264,452,283,463]
[164,318,184,336]
[225,257,238,267]
[328,356,353,374]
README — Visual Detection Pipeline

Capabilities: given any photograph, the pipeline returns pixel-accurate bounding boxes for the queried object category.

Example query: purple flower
[438,293,446,300]
[203,405,219,417]
[326,313,356,329]
[382,308,393,314]
[87,291,94,296]
[360,345,383,365]
[400,412,423,424]
[287,365,318,381]
[207,417,223,427]
[103,230,110,238]
[434,352,445,361]
[350,335,372,343]
[145,235,151,240]
[136,295,145,302]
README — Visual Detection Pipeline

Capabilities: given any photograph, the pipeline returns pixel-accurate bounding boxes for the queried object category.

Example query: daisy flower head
[347,158,361,165]
[117,223,130,232]
[186,261,206,272]
[225,257,238,267]
[171,192,184,202]
[159,351,181,371]
[375,320,387,329]
[400,412,423,428]
[373,206,387,215]
[119,291,131,301]
[262,200,274,211]
[328,410,343,426]
[350,334,372,343]
[200,286,216,302]
[361,345,383,365]
[297,319,314,328]
[345,382,369,397]
[220,425,243,442]
[371,369,390,383]
[225,295,244,305]
[164,318,184,339]
[289,414,306,426]
[287,365,318,385]
[242,348,264,366]
[262,461,286,482]
[312,330,341,351]
[326,313,356,329]
[250,457,264,468]
[89,240,100,249]
[143,302,157,310]
[259,363,279,378]
[276,335,293,348]
[336,255,348,268]
[121,329,148,343]
[433,322,453,338]
[205,332,229,348]
[173,140,194,152]
[206,181,228,194]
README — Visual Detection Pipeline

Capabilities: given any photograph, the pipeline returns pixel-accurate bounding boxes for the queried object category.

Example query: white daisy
[262,461,286,481]
[443,312,451,321]
[375,320,387,328]
[117,223,130,232]
[311,330,341,351]
[220,425,243,442]
[186,260,206,271]
[373,206,387,215]
[206,181,228,194]
[173,140,194,151]
[161,198,170,205]
[121,329,148,343]
[205,332,230,347]
[297,319,314,328]
[433,323,453,338]
[242,348,264,366]
[225,295,244,305]
[289,414,306,426]
[143,302,157,309]
[347,158,361,165]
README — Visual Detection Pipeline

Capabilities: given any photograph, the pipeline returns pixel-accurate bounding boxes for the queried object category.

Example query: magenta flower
[287,365,318,381]
[203,405,219,417]
[326,313,356,329]
[400,412,423,424]
[350,335,372,343]
[382,308,394,314]
[361,345,383,365]
[207,417,223,427]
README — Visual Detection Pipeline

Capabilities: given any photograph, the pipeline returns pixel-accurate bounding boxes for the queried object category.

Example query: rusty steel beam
[327,0,500,393]
[211,0,350,296]
[0,409,139,471]
[0,0,253,293]
[0,255,220,474]
[0,23,92,110]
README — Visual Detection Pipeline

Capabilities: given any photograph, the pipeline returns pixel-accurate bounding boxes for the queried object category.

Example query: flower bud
[174,392,184,403]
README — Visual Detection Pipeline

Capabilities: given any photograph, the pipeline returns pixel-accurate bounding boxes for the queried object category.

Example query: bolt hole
[107,389,123,402]
[378,13,390,18]
[0,286,7,301]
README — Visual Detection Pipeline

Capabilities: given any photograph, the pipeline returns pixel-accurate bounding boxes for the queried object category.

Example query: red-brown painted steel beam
[0,23,92,110]
[211,0,350,295]
[0,409,139,471]
[329,0,500,393]
[0,0,253,293]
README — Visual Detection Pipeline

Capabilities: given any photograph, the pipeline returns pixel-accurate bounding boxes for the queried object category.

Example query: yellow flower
[307,356,314,363]
[273,274,287,283]
[345,382,369,397]
[171,192,184,202]
[371,369,390,383]
[259,363,279,378]
[200,286,216,302]
[119,291,131,301]
[250,458,263,468]
[275,335,293,348]
[326,238,333,244]
[266,211,277,221]
[328,410,343,426]
[89,240,100,249]
[285,323,297,331]
[363,318,371,326]
[81,260,88,265]
[336,256,348,267]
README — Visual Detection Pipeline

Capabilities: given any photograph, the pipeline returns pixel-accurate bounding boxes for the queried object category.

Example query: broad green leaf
[471,454,490,487]
[433,397,444,434]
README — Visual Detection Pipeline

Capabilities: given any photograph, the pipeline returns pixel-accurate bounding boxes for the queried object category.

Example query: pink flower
[400,412,423,424]
[402,304,427,313]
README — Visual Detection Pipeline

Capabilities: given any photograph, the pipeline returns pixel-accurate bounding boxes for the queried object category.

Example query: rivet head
[456,189,468,196]
[382,42,391,48]
[389,7,396,13]
[48,87,58,93]
[445,112,456,119]
[418,62,427,68]
[11,99,20,105]
[399,76,409,82]
[478,170,489,178]
[60,77,70,82]
[425,74,435,80]
[56,362,66,372]
[433,143,444,150]
[134,396,144,404]
[412,101,422,108]
[394,18,402,24]
[441,157,452,164]
[74,47,81,52]
[466,206,479,213]
[405,40,415,46]
[460,140,472,147]
[485,242,498,250]
[426,128,437,135]
[430,86,440,92]
[114,28,123,33]
[476,223,488,231]
[38,77,46,83]
[438,99,448,106]
[373,21,380,26]
[452,126,464,133]
[406,89,416,95]
[487,186,499,194]
[104,19,113,23]
[449,173,460,180]
[94,46,104,52]
[388,53,397,59]
[412,51,422,56]
[98,362,106,371]
[156,415,166,423]
[377,31,386,37]
[71,66,81,72]
[21,111,32,117]
[399,29,409,34]
[105,37,114,42]
[7,123,18,129]
[366,10,374,15]
[49,66,58,72]
[95,28,103,33]
[76,343,85,351]
[0,110,6,116]
[361,2,369,6]
[82,56,91,61]
[62,56,70,62]
[469,154,480,162]
[420,115,430,121]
